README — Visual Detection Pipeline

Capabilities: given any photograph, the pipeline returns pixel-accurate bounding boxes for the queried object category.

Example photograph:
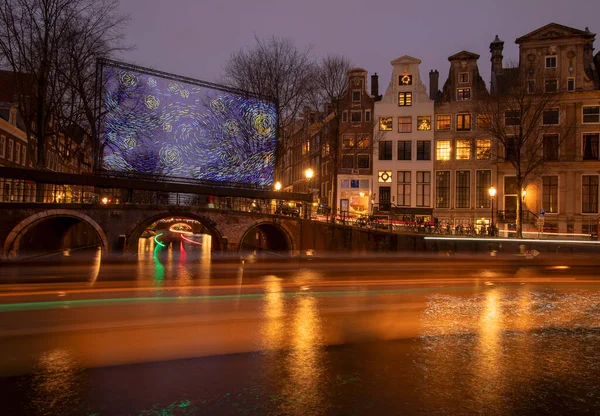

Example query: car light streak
[424,236,600,244]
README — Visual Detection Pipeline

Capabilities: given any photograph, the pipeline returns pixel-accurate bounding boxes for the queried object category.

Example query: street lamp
[304,168,314,219]
[489,186,496,236]
[305,168,314,191]
[274,181,282,191]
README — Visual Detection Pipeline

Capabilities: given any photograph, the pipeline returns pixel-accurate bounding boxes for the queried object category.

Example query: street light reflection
[282,292,324,415]
[29,349,84,416]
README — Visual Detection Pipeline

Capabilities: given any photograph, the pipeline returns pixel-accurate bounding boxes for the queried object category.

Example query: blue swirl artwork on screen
[100,62,277,186]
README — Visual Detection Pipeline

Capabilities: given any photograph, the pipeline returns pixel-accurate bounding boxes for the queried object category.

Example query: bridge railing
[0,176,313,218]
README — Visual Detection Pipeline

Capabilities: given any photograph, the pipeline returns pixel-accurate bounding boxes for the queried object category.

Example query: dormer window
[458,73,469,83]
[545,56,557,68]
[399,75,412,86]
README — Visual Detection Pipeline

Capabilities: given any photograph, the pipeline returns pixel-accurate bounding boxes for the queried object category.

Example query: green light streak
[0,286,471,313]
[153,244,164,281]
[154,232,166,247]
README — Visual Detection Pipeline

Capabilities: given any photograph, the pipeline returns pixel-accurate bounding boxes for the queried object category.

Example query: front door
[379,186,391,211]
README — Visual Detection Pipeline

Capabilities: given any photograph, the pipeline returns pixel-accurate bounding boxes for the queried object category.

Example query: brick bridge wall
[0,204,305,258]
[0,203,435,259]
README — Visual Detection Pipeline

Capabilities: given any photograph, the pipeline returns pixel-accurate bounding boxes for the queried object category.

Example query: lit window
[417,116,431,131]
[398,116,411,133]
[379,117,393,131]
[456,113,471,131]
[583,106,600,123]
[457,88,471,101]
[436,140,451,161]
[545,56,557,68]
[357,134,370,148]
[398,92,412,106]
[456,139,471,160]
[476,139,491,160]
[436,115,451,130]
[378,171,392,183]
[342,134,355,148]
[459,73,469,83]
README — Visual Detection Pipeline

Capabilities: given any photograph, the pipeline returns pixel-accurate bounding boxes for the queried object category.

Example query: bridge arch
[126,212,224,253]
[3,209,109,259]
[239,221,294,255]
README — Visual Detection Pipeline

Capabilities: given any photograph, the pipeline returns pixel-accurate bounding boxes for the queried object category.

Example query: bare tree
[57,0,129,169]
[222,36,316,178]
[477,67,576,237]
[0,0,128,170]
[307,55,352,218]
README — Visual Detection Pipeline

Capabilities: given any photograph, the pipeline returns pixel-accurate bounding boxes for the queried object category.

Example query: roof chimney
[371,73,379,99]
[429,70,439,101]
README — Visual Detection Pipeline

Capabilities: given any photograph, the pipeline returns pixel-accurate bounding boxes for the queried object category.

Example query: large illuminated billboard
[98,60,277,186]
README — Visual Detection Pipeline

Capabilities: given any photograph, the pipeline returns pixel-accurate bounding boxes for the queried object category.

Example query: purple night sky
[118,0,600,93]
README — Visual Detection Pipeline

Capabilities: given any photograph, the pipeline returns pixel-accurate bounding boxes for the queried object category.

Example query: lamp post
[489,186,496,236]
[304,168,314,219]
[274,181,281,214]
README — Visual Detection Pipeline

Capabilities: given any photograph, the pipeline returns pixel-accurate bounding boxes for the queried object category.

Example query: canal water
[1,251,600,415]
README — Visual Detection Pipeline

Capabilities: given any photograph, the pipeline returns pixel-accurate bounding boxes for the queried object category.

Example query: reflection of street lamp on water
[489,186,496,236]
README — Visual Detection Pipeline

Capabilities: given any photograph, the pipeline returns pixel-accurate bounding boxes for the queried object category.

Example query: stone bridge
[1,203,431,260]
[0,203,314,259]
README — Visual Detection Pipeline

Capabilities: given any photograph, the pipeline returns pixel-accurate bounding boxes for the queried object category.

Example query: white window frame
[7,139,14,161]
[583,106,600,124]
[582,132,600,160]
[581,174,599,214]
[365,110,371,123]
[15,142,21,164]
[567,77,575,92]
[541,175,560,214]
[545,56,557,68]
[0,135,5,158]
[456,88,471,101]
